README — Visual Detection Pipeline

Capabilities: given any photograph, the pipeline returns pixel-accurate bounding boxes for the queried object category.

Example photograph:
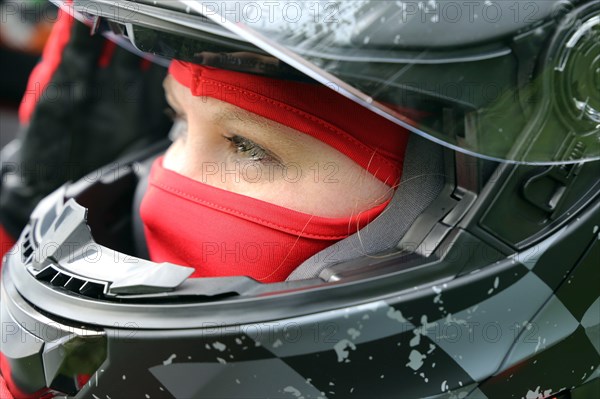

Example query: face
[162,75,392,218]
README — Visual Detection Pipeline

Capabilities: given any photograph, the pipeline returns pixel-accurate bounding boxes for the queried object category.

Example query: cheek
[163,136,266,191]
[248,164,384,218]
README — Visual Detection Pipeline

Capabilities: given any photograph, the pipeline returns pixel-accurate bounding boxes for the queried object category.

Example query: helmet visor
[183,0,600,165]
[52,0,600,164]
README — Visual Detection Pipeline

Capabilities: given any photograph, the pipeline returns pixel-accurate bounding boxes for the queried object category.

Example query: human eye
[224,135,281,165]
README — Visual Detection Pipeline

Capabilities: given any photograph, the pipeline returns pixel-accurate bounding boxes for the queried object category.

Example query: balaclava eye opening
[140,60,410,282]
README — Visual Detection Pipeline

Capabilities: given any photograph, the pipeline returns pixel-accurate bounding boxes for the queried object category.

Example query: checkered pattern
[477,219,600,397]
[60,215,598,399]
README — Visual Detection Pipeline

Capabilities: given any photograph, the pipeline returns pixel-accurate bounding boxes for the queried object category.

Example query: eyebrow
[165,75,269,127]
[164,74,298,152]
[212,106,269,128]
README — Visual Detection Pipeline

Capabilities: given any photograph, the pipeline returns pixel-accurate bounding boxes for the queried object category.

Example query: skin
[162,75,392,218]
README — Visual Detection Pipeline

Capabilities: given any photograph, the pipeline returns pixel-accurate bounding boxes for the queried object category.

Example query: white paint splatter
[467,305,479,314]
[387,308,407,323]
[273,339,283,348]
[347,328,361,340]
[283,386,303,398]
[534,336,547,352]
[406,349,426,371]
[410,332,421,347]
[213,341,227,352]
[524,385,554,399]
[334,339,357,363]
[162,354,176,366]
[441,380,448,392]
[216,357,227,364]
[410,315,437,347]
[445,313,467,326]
[525,386,541,399]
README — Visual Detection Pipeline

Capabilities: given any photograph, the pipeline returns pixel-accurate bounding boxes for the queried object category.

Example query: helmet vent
[34,264,107,299]
[21,228,34,263]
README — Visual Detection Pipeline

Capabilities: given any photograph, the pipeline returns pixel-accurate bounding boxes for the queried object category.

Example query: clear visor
[52,0,600,164]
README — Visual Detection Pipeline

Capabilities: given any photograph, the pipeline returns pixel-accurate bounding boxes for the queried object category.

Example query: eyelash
[165,107,279,165]
[224,135,279,164]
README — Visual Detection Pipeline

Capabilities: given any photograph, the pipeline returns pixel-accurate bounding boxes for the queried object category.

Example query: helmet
[1,1,599,398]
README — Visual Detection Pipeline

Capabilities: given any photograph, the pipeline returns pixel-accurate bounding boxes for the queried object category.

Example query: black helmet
[1,1,599,398]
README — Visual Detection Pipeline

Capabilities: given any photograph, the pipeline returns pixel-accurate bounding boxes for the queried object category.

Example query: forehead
[164,74,276,129]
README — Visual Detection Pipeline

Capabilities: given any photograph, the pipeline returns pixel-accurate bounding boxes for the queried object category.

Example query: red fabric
[19,9,75,124]
[0,225,16,271]
[141,157,388,282]
[169,60,409,186]
[0,375,14,399]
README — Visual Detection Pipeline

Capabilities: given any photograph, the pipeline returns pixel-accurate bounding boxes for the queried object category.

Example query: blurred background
[0,0,56,148]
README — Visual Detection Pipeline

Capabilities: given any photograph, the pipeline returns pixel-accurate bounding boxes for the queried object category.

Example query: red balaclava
[140,60,409,282]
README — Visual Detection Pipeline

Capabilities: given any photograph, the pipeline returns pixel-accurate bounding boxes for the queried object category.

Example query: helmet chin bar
[21,187,194,297]
[6,154,287,301]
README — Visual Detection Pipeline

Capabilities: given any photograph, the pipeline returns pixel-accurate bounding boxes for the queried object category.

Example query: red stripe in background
[0,224,16,272]
[18,9,75,125]
[140,57,152,71]
[97,40,117,68]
